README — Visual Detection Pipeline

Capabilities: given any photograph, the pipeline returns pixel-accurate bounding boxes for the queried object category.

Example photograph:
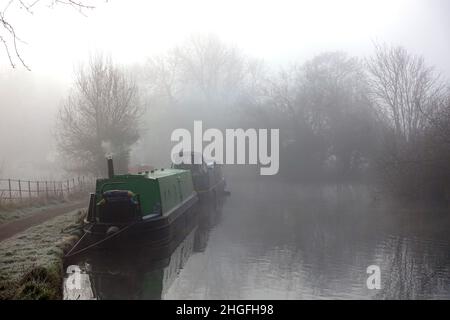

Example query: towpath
[0,200,87,242]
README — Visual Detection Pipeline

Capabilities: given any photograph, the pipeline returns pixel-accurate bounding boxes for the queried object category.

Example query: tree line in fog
[55,35,450,202]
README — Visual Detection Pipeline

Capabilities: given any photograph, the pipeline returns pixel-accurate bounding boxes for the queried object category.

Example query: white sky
[2,0,450,82]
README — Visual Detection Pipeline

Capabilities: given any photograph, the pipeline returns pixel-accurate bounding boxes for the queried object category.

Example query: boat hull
[79,194,199,252]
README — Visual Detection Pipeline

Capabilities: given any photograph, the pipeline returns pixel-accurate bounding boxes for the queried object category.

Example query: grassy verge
[0,209,85,299]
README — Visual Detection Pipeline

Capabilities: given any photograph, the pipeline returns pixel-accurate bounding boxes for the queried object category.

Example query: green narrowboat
[67,158,199,255]
[64,196,225,299]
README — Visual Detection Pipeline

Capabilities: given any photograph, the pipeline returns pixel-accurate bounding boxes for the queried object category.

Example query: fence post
[53,181,56,198]
[66,180,70,194]
[18,180,22,200]
[37,181,40,197]
[8,179,11,200]
[60,182,63,198]
[45,181,48,199]
[28,181,31,199]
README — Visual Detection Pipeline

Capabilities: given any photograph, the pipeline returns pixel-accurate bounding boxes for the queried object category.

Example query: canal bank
[0,209,85,299]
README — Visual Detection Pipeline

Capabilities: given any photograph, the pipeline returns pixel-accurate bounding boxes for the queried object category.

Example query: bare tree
[298,52,376,178]
[143,51,184,107]
[366,43,450,199]
[167,35,247,105]
[56,55,142,175]
[366,43,445,143]
[0,0,97,70]
[137,35,267,165]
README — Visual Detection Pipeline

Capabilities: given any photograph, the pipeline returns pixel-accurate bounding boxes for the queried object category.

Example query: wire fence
[0,176,95,203]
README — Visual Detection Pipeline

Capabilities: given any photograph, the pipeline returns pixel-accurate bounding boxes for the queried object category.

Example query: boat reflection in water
[64,196,225,300]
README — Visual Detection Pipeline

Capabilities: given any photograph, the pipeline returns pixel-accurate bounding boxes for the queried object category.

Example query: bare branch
[0,0,98,70]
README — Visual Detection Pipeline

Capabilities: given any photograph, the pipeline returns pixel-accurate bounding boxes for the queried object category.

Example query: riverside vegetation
[0,209,85,299]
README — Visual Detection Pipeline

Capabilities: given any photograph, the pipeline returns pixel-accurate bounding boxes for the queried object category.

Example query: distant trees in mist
[139,38,380,183]
[139,36,450,202]
[268,52,377,181]
[133,35,262,166]
[143,35,254,111]
[56,35,450,202]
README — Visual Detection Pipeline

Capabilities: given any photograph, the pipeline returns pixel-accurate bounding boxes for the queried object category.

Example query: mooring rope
[64,222,138,259]
[196,179,225,194]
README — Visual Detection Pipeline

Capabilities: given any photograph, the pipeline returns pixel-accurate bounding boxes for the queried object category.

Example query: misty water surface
[68,170,450,300]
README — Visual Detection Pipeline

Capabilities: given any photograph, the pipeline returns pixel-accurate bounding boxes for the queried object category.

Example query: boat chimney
[107,156,114,178]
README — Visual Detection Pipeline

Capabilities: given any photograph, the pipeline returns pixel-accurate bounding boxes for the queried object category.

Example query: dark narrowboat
[172,152,227,202]
[66,158,199,257]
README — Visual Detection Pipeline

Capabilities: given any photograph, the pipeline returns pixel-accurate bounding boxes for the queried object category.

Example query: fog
[2,0,450,300]
[1,0,449,180]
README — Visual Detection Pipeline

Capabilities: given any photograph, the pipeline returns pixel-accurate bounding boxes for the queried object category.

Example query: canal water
[64,173,450,299]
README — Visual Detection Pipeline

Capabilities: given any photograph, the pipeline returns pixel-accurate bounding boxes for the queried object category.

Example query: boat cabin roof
[115,168,187,180]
